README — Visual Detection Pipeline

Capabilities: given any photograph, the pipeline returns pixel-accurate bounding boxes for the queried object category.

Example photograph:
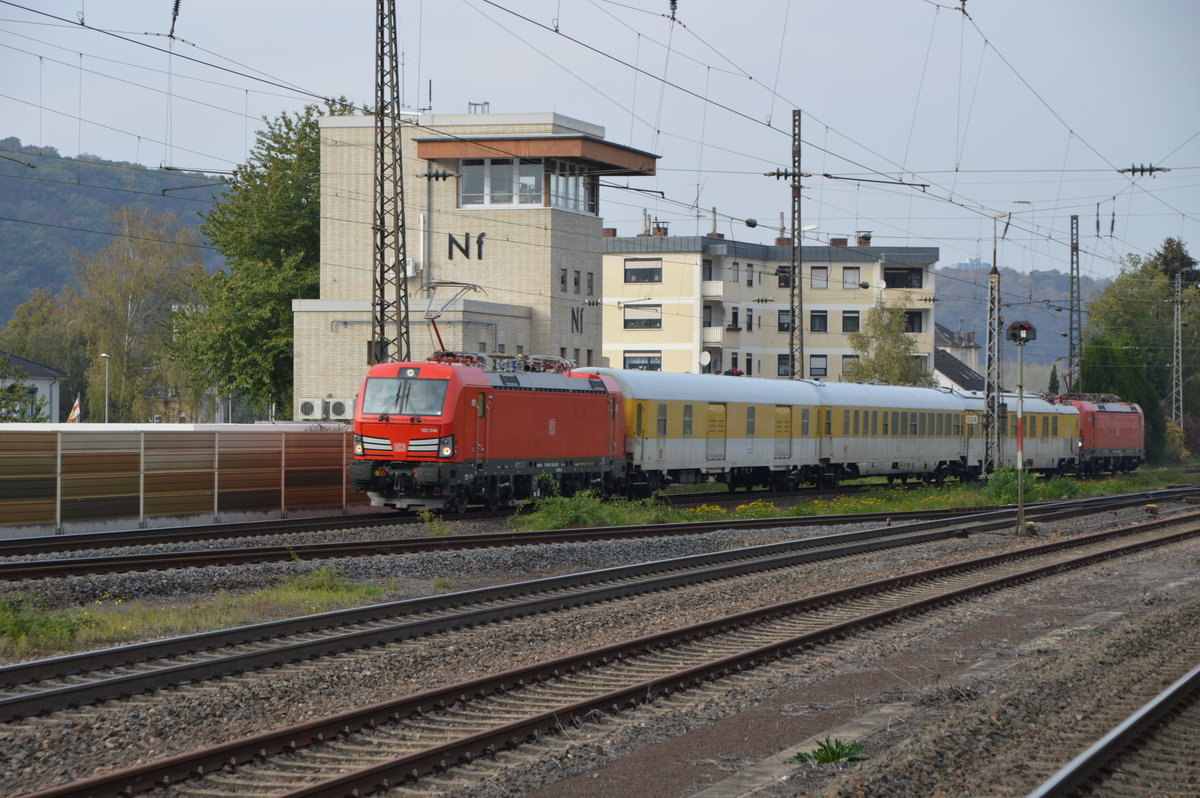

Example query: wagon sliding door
[774,406,792,459]
[706,403,727,461]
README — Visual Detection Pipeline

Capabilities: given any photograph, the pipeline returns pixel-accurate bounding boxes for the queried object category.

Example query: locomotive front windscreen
[362,376,449,417]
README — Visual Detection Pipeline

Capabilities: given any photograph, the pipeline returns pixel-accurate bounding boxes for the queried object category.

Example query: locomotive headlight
[438,435,455,458]
[353,434,364,455]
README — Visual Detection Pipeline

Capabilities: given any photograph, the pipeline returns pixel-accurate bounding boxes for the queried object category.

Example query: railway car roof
[577,368,823,404]
[812,382,966,410]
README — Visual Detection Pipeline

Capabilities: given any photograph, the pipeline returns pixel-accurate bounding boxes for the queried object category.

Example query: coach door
[774,406,792,459]
[706,403,727,461]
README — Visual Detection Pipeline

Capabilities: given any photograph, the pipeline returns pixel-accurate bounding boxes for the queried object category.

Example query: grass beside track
[0,466,1192,659]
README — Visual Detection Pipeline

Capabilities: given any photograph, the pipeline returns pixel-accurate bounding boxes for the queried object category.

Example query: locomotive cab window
[362,376,448,417]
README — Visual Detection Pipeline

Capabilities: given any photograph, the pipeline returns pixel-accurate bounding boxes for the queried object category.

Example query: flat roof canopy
[415,135,657,176]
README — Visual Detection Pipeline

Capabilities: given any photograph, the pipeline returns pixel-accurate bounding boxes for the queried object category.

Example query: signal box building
[292,112,657,421]
[601,231,940,381]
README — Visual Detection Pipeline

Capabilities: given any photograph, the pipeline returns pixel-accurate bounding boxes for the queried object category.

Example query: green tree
[69,208,205,422]
[1080,332,1167,462]
[172,253,316,415]
[0,289,86,419]
[842,298,936,387]
[1047,362,1060,394]
[0,354,48,422]
[182,100,355,416]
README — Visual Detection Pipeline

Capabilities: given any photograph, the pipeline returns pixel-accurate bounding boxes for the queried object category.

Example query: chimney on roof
[602,228,617,238]
[856,231,873,246]
[775,236,792,246]
[707,232,725,239]
[830,237,848,247]
[652,224,669,237]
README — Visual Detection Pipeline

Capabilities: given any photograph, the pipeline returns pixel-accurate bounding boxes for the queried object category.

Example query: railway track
[1,487,1195,581]
[1029,659,1200,797]
[24,508,1200,798]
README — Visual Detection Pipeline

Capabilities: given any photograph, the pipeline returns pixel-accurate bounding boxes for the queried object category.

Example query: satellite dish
[699,351,712,366]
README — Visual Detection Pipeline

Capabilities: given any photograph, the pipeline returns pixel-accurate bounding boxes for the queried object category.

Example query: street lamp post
[1007,321,1036,534]
[99,353,110,423]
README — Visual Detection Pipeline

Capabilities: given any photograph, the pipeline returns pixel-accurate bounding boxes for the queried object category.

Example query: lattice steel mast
[790,110,804,379]
[370,0,410,364]
[1067,214,1081,392]
[983,263,1001,474]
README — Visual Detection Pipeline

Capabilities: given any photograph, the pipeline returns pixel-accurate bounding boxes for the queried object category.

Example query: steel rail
[1,488,1193,581]
[1027,661,1200,797]
[24,512,1200,798]
[0,499,1176,721]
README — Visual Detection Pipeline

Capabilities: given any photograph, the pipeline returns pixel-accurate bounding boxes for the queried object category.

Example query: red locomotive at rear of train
[349,354,625,511]
[1062,397,1145,473]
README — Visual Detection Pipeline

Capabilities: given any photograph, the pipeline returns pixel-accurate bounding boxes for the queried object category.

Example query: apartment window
[811,266,829,289]
[496,344,506,354]
[623,304,662,329]
[777,354,790,376]
[842,310,860,333]
[624,351,662,371]
[702,259,714,280]
[905,311,923,333]
[883,266,924,289]
[841,354,859,375]
[810,310,827,332]
[810,354,828,377]
[683,404,693,436]
[777,265,792,288]
[730,353,739,373]
[746,264,754,286]
[560,268,568,292]
[843,266,861,290]
[778,309,791,332]
[586,349,593,366]
[746,309,753,332]
[478,341,487,352]
[746,357,753,376]
[624,258,662,283]
[731,262,740,283]
[586,272,594,295]
[459,158,543,207]
[573,270,581,294]
[730,308,740,330]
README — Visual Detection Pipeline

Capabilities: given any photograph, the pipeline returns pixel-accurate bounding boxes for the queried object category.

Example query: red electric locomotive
[1053,395,1145,473]
[350,353,625,511]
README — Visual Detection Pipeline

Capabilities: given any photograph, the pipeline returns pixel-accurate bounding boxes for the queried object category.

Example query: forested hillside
[934,261,1110,368]
[0,137,224,323]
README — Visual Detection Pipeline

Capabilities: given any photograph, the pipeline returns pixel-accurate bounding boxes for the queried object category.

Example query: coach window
[843,409,850,436]
[1030,416,1037,438]
[853,409,861,436]
[1052,416,1059,437]
[899,411,909,437]
[747,406,756,437]
[683,404,693,436]
[635,404,644,436]
[657,403,668,437]
[801,407,810,436]
[936,413,944,436]
[824,409,832,436]
[871,410,878,436]
[918,412,927,437]
[882,411,889,436]
[911,413,919,436]
[624,258,663,283]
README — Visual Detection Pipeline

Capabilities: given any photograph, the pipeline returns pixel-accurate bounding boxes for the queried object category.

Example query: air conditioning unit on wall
[297,398,327,420]
[328,398,354,420]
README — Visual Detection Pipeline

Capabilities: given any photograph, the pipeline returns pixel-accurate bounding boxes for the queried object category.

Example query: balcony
[701,280,723,299]
[701,326,725,345]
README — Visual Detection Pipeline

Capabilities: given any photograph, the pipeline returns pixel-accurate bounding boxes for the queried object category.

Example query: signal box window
[624,258,663,283]
[460,158,544,207]
[883,266,924,289]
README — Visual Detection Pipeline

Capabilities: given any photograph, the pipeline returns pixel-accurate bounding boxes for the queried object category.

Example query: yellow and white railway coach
[577,369,1083,493]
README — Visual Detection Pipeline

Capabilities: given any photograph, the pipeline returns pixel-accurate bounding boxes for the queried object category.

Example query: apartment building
[601,231,940,381]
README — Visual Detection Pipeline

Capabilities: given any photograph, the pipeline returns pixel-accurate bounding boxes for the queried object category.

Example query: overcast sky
[3,0,1197,286]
